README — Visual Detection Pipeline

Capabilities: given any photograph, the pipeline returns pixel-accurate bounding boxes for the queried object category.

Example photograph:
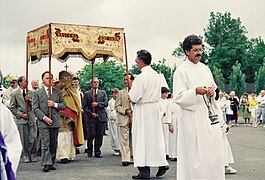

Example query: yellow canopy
[27,23,124,63]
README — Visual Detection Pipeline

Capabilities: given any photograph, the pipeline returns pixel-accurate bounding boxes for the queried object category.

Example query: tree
[229,61,246,98]
[208,64,225,92]
[77,60,126,98]
[255,62,265,93]
[244,37,265,82]
[129,59,174,91]
[204,12,249,83]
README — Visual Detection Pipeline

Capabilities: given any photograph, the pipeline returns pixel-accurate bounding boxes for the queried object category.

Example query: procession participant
[173,35,224,180]
[158,87,170,159]
[165,99,179,161]
[129,50,169,179]
[115,73,134,166]
[32,71,66,172]
[31,80,39,91]
[72,75,88,153]
[83,77,108,158]
[0,70,22,176]
[9,76,38,163]
[106,88,121,156]
[54,71,84,163]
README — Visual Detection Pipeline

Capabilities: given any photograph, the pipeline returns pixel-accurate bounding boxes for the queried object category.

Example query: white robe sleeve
[165,103,174,124]
[129,77,144,104]
[173,69,196,111]
[0,103,22,173]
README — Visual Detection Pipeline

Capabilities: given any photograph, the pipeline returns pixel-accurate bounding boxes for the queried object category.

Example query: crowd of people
[1,35,264,180]
[217,90,265,128]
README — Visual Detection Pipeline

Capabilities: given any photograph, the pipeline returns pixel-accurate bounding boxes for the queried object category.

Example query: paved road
[17,119,265,180]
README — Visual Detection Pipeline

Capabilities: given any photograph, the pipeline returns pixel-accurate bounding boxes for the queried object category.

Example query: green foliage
[204,12,249,83]
[129,59,174,91]
[245,37,265,82]
[255,62,265,93]
[129,64,141,75]
[77,60,126,98]
[2,75,10,89]
[229,62,246,98]
[172,42,185,58]
[151,59,173,91]
[208,64,225,92]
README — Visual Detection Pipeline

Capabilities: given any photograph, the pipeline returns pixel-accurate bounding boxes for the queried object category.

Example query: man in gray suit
[83,77,108,158]
[32,71,66,172]
[10,76,37,163]
[115,73,134,166]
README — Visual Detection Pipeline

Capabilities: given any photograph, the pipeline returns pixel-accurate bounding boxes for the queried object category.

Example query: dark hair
[161,87,169,94]
[111,88,119,94]
[73,76,79,80]
[137,49,152,65]
[17,76,24,86]
[183,35,202,55]
[123,73,134,81]
[41,71,53,80]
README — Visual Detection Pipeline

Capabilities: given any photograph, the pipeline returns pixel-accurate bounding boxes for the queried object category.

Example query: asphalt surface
[16,118,265,180]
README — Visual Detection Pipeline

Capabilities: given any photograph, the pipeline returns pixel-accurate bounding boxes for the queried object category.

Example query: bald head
[31,80,39,90]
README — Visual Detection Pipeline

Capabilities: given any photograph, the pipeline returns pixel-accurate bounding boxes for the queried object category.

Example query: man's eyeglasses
[135,58,140,63]
[190,48,203,53]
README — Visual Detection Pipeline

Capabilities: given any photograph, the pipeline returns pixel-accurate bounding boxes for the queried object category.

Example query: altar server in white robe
[165,100,179,160]
[158,87,170,158]
[173,35,225,180]
[129,50,169,179]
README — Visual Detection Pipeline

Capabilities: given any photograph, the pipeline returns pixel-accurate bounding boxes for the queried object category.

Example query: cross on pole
[64,63,69,71]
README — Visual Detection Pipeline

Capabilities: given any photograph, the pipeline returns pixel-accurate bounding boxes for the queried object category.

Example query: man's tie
[23,89,26,100]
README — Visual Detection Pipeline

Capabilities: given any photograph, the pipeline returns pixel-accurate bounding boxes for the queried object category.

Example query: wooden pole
[48,23,52,118]
[25,36,29,114]
[91,58,95,114]
[123,33,132,124]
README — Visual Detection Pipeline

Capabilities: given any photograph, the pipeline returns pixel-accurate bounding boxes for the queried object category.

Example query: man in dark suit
[83,77,108,158]
[32,71,66,172]
[10,76,37,163]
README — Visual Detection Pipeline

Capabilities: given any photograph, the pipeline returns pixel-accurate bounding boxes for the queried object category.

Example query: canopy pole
[123,33,132,124]
[48,23,52,118]
[25,36,29,114]
[91,58,95,114]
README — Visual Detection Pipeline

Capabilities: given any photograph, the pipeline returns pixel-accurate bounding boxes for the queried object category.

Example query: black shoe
[132,174,150,179]
[43,165,49,172]
[76,148,80,154]
[95,155,102,158]
[49,165,56,170]
[122,161,129,166]
[171,158,177,161]
[60,158,68,164]
[87,153,92,157]
[156,166,169,177]
[84,149,88,153]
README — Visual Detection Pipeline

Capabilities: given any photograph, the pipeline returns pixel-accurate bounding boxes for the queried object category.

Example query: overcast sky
[1,0,264,82]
